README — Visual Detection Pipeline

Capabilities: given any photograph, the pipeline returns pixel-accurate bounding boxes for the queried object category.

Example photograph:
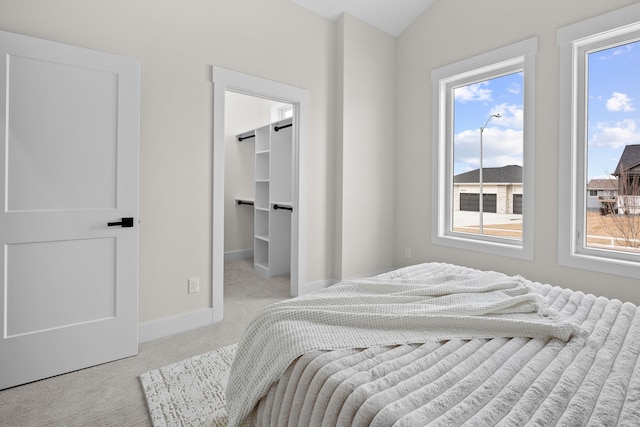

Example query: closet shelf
[239,117,292,278]
[254,262,269,275]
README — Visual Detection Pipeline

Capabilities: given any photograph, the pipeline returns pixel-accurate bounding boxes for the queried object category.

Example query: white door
[0,31,140,389]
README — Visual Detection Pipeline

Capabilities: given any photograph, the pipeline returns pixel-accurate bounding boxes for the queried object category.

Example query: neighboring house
[613,144,640,214]
[586,178,618,212]
[453,165,523,214]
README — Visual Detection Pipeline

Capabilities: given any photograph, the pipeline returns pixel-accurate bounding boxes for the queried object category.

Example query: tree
[599,167,640,251]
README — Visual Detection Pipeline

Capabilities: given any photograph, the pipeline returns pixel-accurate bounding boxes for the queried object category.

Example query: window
[279,104,293,120]
[269,103,294,122]
[431,38,536,259]
[558,3,640,279]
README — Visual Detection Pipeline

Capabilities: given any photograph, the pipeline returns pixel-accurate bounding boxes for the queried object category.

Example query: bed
[226,262,640,426]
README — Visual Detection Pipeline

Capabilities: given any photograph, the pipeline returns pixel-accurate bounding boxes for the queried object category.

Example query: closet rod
[236,199,254,206]
[273,204,293,212]
[237,134,256,142]
[274,123,293,132]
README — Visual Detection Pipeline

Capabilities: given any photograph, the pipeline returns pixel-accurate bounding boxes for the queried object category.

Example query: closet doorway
[224,93,292,281]
[212,67,309,323]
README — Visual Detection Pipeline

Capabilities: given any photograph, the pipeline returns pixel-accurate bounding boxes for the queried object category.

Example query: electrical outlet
[405,248,412,258]
[188,277,199,294]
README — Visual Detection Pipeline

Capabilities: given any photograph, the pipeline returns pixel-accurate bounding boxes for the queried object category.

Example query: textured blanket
[226,263,581,427]
[253,265,640,426]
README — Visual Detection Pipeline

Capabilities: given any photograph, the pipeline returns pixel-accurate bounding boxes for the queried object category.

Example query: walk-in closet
[224,91,293,278]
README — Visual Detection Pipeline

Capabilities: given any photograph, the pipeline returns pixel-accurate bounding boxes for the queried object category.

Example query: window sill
[433,232,533,261]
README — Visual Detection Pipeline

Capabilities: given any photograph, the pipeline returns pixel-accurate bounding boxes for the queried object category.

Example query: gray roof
[454,165,522,184]
[614,144,640,176]
[587,178,618,190]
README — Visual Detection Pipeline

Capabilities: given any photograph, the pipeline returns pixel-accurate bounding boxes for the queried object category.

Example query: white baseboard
[138,277,339,343]
[224,249,253,262]
[138,308,214,343]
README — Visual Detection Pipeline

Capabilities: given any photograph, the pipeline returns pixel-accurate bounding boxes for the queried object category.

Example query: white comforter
[226,263,582,427]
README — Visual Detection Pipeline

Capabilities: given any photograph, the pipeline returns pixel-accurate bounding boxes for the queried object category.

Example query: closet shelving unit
[254,125,271,274]
[238,118,293,277]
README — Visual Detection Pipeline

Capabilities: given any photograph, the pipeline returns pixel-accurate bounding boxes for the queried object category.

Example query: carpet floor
[0,259,289,427]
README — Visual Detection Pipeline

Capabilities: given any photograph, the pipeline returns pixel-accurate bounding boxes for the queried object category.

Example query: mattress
[227,263,640,426]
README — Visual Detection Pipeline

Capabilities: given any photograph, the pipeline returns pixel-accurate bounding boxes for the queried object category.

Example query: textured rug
[140,343,237,427]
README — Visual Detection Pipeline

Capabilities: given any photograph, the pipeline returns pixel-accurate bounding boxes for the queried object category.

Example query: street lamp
[479,113,501,234]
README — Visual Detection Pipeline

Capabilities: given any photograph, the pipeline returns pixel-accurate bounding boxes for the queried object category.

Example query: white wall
[224,92,285,257]
[335,14,397,279]
[0,0,337,323]
[395,0,640,305]
[4,0,636,329]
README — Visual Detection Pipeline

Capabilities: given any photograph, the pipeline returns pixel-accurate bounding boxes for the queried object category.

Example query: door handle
[107,217,134,228]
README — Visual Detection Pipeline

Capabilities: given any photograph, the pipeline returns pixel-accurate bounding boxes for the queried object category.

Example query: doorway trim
[211,66,308,322]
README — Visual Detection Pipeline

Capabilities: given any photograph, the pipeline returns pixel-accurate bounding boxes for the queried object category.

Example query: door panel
[513,194,523,214]
[460,193,479,212]
[6,238,116,337]
[483,194,497,213]
[0,30,140,389]
[7,54,118,212]
[459,193,497,213]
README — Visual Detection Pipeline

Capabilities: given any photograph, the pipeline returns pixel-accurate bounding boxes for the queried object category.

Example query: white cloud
[454,127,523,170]
[613,44,633,56]
[596,44,634,60]
[606,92,634,112]
[490,103,523,130]
[507,82,521,95]
[454,83,492,103]
[589,119,640,149]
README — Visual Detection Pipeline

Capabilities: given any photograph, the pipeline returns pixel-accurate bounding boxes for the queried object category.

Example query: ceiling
[289,0,435,37]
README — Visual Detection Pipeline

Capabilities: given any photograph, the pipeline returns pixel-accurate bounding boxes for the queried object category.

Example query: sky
[453,71,524,176]
[587,40,640,180]
[452,39,640,181]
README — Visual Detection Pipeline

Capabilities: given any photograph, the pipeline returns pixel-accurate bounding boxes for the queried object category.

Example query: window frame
[431,37,537,260]
[557,3,640,279]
